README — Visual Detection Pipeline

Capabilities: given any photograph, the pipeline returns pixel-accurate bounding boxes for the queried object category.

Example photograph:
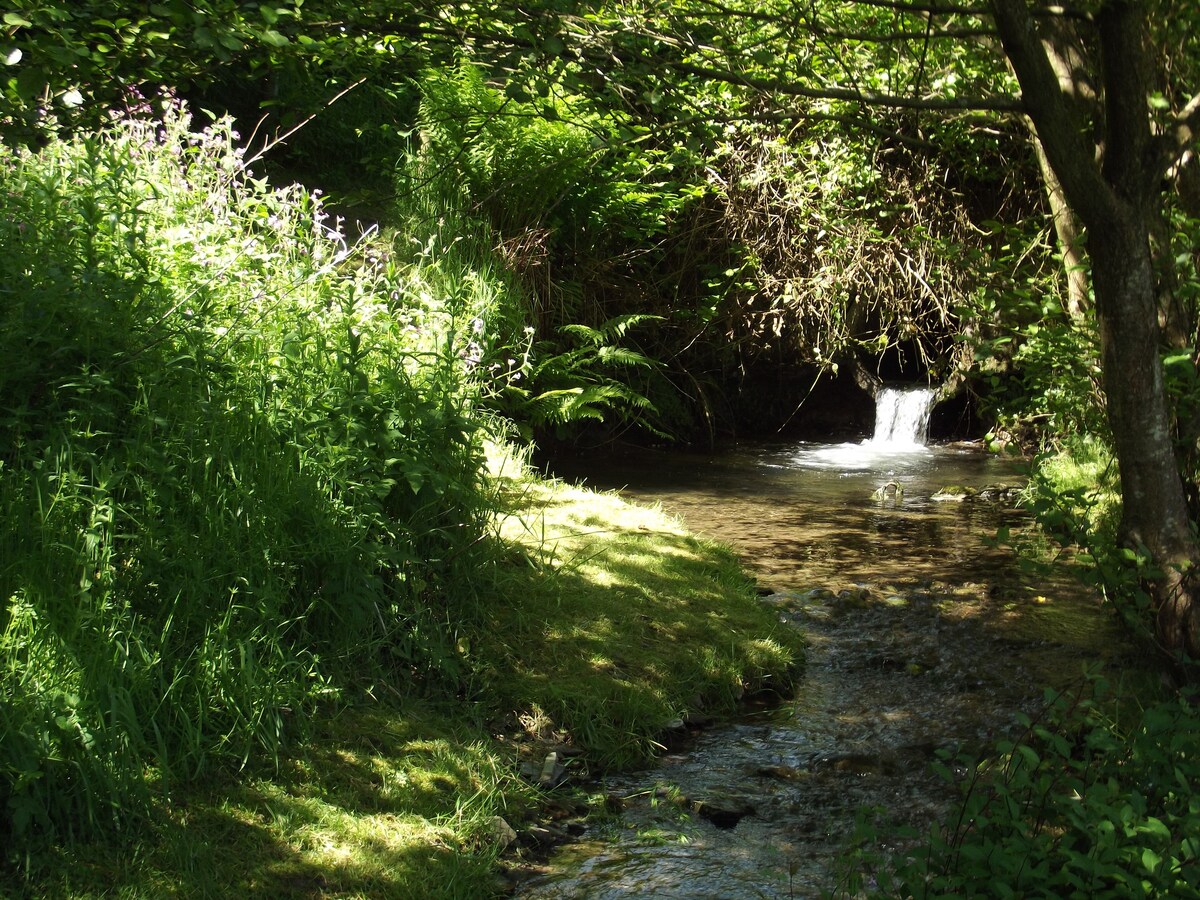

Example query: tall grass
[0,96,503,848]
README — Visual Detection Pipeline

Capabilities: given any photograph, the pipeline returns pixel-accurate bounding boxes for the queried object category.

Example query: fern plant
[502,314,665,440]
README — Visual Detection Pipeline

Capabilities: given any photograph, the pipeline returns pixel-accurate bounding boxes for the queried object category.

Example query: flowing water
[515,397,1132,898]
[867,386,936,450]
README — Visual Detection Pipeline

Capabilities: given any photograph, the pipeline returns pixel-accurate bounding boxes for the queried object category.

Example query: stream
[515,403,1133,898]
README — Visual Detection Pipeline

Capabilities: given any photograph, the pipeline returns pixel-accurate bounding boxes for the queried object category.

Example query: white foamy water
[868,385,936,449]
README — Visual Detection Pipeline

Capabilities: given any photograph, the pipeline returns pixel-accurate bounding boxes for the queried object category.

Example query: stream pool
[514,440,1132,898]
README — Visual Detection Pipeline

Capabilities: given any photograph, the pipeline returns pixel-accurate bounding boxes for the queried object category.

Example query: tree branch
[987,0,1117,226]
[1155,91,1200,175]
[662,58,1022,112]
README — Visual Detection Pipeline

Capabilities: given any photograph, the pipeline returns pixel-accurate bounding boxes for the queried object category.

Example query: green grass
[1,456,801,898]
[483,469,802,767]
[4,702,514,899]
[0,92,800,897]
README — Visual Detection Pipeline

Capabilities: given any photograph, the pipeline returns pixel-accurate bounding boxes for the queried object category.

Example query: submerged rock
[872,480,904,502]
[812,752,895,777]
[931,485,972,501]
[693,794,757,829]
[931,483,1022,503]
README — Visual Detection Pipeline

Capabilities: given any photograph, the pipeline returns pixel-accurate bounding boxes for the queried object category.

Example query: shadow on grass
[4,703,516,899]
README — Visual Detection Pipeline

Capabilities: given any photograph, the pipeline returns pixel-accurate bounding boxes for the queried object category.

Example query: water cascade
[869,386,936,449]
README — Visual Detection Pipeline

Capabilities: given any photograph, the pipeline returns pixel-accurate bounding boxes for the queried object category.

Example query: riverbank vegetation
[0,101,800,894]
[2,0,1199,895]
[841,672,1200,898]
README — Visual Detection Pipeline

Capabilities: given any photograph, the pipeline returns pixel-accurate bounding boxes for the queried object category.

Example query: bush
[0,96,494,847]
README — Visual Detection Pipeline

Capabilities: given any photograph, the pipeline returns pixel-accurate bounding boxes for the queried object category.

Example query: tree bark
[1033,138,1090,319]
[990,0,1200,664]
[1090,220,1199,659]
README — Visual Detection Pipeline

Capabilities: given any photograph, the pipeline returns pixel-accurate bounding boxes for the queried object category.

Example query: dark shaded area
[930,389,989,441]
[717,364,988,444]
[731,367,876,441]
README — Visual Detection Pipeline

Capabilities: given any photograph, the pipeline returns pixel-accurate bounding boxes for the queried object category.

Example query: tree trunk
[1091,219,1200,660]
[990,0,1200,665]
[1033,138,1090,320]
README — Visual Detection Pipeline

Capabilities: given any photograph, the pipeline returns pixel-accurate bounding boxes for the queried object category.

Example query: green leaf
[3,12,33,28]
[504,82,532,103]
[260,29,290,48]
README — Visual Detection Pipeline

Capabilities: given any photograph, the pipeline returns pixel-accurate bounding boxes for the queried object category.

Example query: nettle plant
[0,94,495,845]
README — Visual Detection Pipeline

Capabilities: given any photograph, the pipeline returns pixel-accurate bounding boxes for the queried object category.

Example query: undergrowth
[0,94,802,896]
[836,672,1200,898]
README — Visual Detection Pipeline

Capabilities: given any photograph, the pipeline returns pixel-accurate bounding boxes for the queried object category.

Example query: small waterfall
[869,386,936,449]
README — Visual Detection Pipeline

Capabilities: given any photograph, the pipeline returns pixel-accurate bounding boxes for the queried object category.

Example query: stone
[538,751,565,787]
[931,485,973,501]
[518,824,563,847]
[871,480,904,501]
[490,815,518,850]
[693,794,756,829]
[755,764,804,781]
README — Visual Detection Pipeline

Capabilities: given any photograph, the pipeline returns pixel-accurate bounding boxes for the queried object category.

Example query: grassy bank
[0,94,799,896]
[3,456,801,898]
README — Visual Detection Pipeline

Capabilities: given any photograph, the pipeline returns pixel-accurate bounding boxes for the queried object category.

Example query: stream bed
[514,440,1133,898]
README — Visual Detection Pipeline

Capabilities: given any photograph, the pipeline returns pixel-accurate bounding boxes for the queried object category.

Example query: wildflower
[460,341,483,370]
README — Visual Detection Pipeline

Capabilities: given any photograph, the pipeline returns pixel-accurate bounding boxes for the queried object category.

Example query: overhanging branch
[663,59,1022,113]
[1157,91,1200,174]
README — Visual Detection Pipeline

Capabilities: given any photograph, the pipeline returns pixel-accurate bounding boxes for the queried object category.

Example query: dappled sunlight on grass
[3,455,801,898]
[9,702,523,899]
[481,472,804,768]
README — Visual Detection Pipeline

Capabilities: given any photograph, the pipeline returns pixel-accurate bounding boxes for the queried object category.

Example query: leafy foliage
[838,675,1200,899]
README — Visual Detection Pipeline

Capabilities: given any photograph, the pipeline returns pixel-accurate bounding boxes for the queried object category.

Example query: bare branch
[803,26,997,42]
[847,0,1091,18]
